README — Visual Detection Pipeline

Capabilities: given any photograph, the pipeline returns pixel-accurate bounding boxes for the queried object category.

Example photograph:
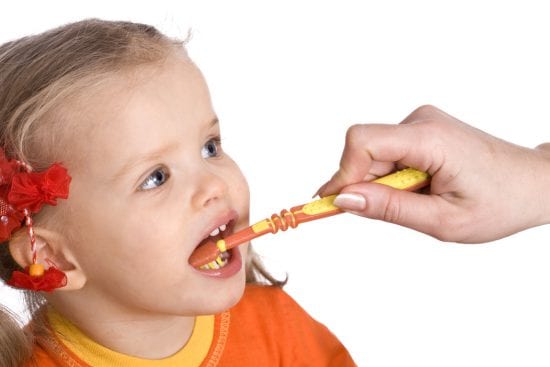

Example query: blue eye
[139,167,169,191]
[201,138,221,159]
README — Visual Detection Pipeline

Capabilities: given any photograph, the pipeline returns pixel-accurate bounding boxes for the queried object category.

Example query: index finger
[319,123,430,196]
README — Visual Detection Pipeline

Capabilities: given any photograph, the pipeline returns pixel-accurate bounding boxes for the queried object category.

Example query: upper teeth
[209,224,227,237]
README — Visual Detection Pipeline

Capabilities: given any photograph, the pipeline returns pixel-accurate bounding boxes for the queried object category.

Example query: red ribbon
[7,267,68,292]
[1,149,71,291]
[8,163,71,213]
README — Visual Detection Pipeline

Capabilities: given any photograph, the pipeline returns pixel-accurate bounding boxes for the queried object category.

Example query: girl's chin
[196,278,247,314]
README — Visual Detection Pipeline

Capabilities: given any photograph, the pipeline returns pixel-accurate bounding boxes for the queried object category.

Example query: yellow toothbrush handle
[372,167,430,190]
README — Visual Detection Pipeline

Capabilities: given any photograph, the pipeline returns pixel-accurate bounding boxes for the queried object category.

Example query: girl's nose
[191,170,228,209]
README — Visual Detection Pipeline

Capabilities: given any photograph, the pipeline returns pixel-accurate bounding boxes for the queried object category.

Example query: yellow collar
[47,308,214,367]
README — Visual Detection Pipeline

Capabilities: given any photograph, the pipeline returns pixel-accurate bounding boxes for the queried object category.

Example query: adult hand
[318,105,550,242]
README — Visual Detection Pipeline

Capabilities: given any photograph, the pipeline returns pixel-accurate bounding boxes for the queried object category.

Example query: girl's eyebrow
[111,141,180,182]
[111,117,219,181]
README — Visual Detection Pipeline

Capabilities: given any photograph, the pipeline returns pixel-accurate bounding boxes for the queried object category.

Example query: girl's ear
[8,228,87,291]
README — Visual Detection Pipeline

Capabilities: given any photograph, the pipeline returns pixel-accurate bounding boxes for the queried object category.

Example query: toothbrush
[189,167,430,269]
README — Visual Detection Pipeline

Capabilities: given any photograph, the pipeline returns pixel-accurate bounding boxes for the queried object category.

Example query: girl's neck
[46,295,196,359]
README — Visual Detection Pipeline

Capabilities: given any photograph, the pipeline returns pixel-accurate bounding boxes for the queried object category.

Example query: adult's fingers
[332,181,456,241]
[319,122,437,196]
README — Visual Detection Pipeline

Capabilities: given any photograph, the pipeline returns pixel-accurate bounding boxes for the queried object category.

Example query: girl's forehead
[59,55,213,172]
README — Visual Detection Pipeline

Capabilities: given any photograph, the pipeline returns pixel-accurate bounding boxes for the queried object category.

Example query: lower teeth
[199,250,231,270]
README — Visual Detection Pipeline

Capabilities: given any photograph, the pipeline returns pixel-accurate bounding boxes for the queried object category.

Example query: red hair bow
[8,163,71,213]
[1,149,71,292]
[0,151,70,242]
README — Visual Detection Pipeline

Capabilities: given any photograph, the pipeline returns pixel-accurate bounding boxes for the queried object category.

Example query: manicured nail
[333,193,366,211]
[312,181,329,198]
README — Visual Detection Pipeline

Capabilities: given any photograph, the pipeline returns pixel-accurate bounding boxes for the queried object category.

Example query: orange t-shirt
[25,285,356,366]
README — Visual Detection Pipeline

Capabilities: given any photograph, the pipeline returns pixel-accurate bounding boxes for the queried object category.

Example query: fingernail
[333,193,366,211]
[312,181,329,198]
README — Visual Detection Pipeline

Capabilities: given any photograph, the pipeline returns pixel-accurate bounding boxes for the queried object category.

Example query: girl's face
[56,51,250,316]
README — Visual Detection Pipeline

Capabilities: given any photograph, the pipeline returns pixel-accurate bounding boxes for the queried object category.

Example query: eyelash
[138,137,222,191]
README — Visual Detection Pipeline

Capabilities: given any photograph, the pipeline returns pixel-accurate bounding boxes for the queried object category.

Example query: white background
[1,1,550,366]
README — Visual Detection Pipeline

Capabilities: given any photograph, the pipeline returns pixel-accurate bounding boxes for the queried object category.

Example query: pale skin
[319,105,550,243]
[10,51,250,358]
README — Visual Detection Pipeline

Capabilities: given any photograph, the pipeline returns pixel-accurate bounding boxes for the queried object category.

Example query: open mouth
[193,220,235,271]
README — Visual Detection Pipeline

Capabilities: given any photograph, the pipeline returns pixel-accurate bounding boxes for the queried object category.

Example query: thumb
[333,182,449,239]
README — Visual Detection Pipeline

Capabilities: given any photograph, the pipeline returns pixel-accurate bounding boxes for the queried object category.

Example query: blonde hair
[0,18,283,367]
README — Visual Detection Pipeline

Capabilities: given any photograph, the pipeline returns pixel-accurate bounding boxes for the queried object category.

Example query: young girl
[0,19,355,366]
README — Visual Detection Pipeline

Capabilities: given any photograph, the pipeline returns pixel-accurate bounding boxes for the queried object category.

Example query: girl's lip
[191,247,243,279]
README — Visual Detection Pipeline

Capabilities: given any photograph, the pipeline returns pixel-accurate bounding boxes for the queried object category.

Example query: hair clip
[0,149,71,292]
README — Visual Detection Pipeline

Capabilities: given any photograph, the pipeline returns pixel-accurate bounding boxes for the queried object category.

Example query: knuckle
[413,113,449,140]
[381,192,401,224]
[413,104,440,116]
[402,105,442,126]
[345,124,365,145]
